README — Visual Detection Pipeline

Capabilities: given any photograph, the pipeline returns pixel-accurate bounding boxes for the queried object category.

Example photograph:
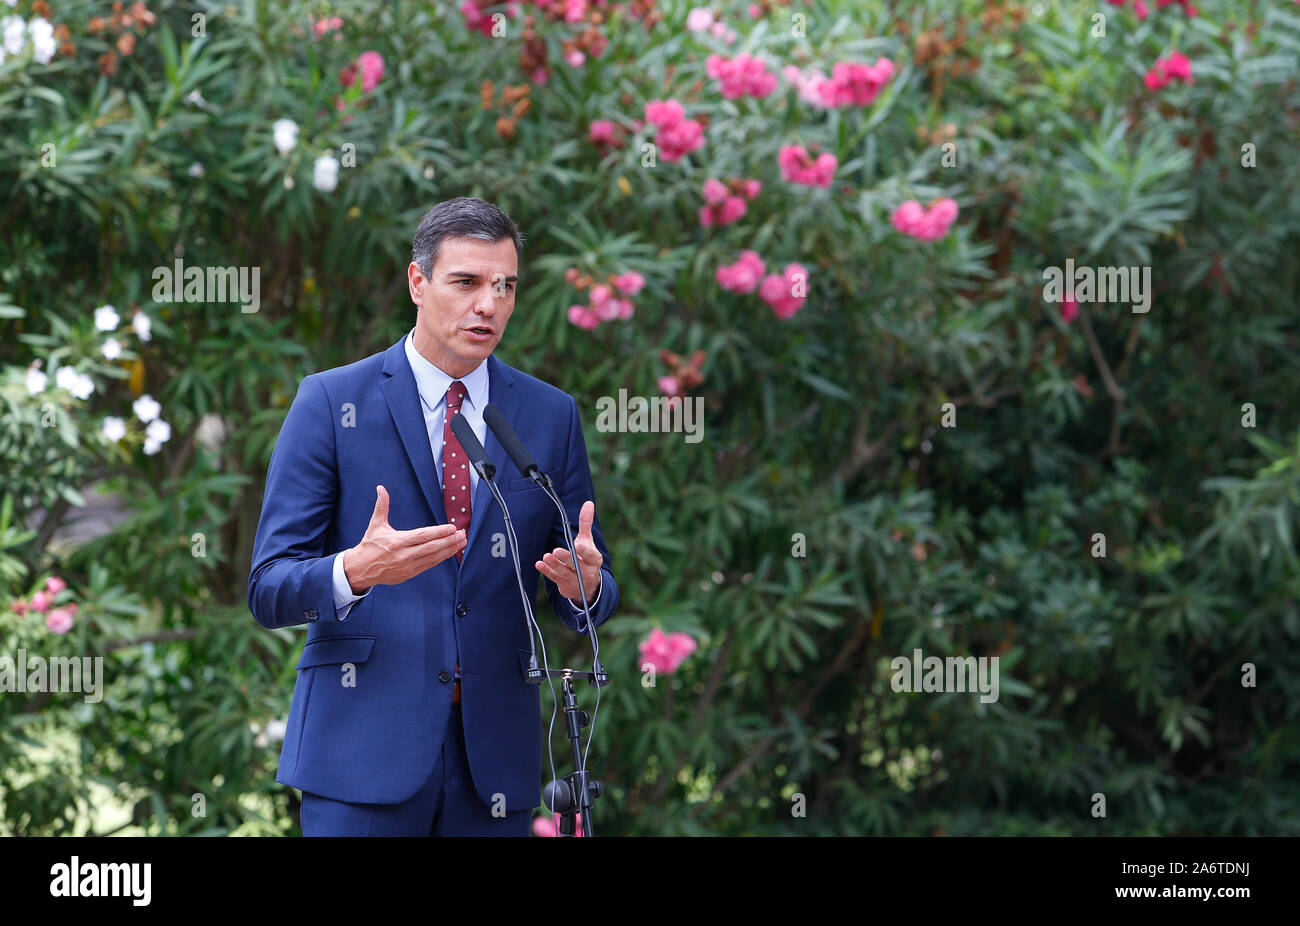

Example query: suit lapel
[464,354,519,559]
[380,338,448,525]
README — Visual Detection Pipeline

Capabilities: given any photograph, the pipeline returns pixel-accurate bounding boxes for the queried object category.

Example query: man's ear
[407,261,425,306]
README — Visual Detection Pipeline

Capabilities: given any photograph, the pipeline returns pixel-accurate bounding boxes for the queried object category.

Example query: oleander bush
[1,0,1298,835]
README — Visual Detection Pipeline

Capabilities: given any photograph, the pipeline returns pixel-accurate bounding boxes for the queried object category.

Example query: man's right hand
[342,485,466,594]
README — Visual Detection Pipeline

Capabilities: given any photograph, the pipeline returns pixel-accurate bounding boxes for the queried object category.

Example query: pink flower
[644,99,705,163]
[816,58,895,107]
[716,250,766,293]
[741,178,761,199]
[891,198,959,241]
[533,811,584,836]
[1163,51,1192,82]
[709,21,738,44]
[718,196,747,224]
[565,0,588,23]
[778,145,837,187]
[46,575,67,594]
[10,598,28,617]
[700,196,748,228]
[612,271,645,295]
[1060,297,1079,324]
[658,375,680,397]
[686,8,714,32]
[1145,51,1193,91]
[784,65,830,108]
[566,49,586,68]
[638,628,698,675]
[702,178,728,205]
[748,3,762,17]
[567,306,600,330]
[758,263,809,319]
[706,52,778,100]
[312,16,343,37]
[644,99,685,126]
[357,51,385,92]
[31,590,52,612]
[45,607,74,634]
[531,67,550,84]
[1135,0,1150,17]
[589,119,617,145]
[462,0,498,37]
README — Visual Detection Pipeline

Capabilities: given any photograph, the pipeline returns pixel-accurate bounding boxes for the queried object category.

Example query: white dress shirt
[330,329,598,625]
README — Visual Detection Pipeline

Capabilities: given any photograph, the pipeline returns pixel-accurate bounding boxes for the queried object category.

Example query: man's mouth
[464,325,494,340]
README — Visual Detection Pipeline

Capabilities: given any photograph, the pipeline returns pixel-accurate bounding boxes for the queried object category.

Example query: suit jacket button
[437,669,451,683]
[456,603,469,617]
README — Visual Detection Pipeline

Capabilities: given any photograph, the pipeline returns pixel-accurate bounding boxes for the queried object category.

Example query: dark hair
[411,197,525,277]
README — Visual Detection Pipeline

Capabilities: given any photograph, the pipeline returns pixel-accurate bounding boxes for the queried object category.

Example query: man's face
[408,235,517,378]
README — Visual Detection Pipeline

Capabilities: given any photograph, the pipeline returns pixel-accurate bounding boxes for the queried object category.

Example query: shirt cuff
[332,550,369,620]
[567,575,601,613]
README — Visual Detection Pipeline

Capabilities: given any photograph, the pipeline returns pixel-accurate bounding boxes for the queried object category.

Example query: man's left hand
[536,499,603,607]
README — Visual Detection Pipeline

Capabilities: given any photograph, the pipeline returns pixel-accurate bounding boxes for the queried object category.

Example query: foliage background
[1,0,1298,835]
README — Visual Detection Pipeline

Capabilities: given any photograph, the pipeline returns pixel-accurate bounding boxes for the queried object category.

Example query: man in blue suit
[247,197,619,836]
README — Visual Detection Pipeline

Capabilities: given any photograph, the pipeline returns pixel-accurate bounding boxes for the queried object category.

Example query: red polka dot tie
[443,381,470,697]
[442,380,471,563]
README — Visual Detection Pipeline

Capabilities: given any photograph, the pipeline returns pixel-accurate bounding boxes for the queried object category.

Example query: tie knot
[446,381,468,413]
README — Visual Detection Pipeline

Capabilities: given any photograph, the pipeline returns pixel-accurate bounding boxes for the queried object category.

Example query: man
[247,197,619,836]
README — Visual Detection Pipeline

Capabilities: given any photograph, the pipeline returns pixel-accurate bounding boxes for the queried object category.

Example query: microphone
[449,412,495,481]
[449,410,543,684]
[482,403,607,688]
[484,404,546,486]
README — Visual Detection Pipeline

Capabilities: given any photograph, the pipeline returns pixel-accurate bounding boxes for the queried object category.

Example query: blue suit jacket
[247,337,619,810]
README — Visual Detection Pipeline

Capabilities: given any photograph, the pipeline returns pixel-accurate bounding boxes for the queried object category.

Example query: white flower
[283,174,294,190]
[145,418,171,445]
[183,89,206,108]
[132,311,152,341]
[54,365,78,391]
[71,372,95,400]
[28,16,54,65]
[686,8,714,31]
[133,394,161,423]
[101,337,122,360]
[312,155,339,192]
[25,366,46,394]
[102,416,127,442]
[2,16,23,56]
[187,162,204,178]
[143,437,162,455]
[264,718,287,742]
[272,119,298,155]
[94,304,119,331]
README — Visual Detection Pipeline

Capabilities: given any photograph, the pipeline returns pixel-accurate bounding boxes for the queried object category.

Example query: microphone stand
[481,406,609,837]
[529,469,607,838]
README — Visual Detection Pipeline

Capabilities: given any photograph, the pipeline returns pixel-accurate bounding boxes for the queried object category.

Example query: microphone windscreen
[484,404,540,478]
[450,412,495,478]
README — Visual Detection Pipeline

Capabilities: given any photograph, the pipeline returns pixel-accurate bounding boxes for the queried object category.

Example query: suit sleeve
[544,394,619,633]
[247,373,344,630]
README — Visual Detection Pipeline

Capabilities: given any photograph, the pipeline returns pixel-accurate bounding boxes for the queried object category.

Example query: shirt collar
[403,327,490,412]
